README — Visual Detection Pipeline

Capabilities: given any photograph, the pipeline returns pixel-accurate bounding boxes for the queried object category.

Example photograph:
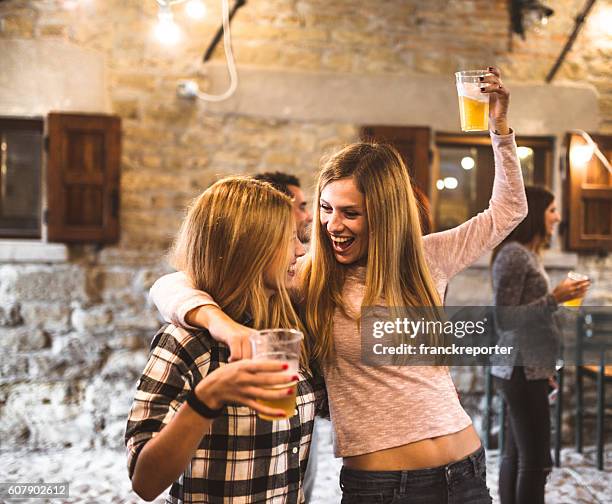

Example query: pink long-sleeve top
[150,131,527,458]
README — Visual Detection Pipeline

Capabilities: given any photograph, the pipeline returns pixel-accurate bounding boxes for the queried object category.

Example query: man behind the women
[254,171,312,244]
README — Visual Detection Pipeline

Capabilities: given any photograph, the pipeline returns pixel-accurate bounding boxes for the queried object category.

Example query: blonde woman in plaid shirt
[125,177,326,503]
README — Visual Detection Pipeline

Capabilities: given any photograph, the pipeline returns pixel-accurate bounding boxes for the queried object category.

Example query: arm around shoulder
[149,271,219,328]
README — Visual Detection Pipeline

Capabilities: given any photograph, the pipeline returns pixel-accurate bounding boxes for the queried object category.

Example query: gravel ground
[1,419,610,503]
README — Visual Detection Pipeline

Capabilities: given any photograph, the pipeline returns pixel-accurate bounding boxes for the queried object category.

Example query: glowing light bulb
[444,177,458,190]
[461,156,475,170]
[517,146,533,160]
[155,7,181,44]
[62,0,79,9]
[570,144,594,167]
[436,179,445,191]
[186,0,206,19]
[590,6,612,37]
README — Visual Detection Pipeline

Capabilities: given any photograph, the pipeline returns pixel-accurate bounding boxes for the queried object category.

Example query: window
[433,134,554,231]
[0,118,44,239]
[360,126,554,233]
[360,126,431,194]
[564,132,612,252]
[0,113,121,244]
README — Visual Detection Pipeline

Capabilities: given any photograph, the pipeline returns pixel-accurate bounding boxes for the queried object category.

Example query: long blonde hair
[172,176,308,365]
[301,143,442,363]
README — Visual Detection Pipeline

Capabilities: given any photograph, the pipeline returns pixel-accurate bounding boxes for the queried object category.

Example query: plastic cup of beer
[455,70,490,132]
[563,271,590,307]
[250,329,302,421]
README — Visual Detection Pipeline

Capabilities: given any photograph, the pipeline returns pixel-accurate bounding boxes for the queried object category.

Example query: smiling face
[263,226,306,293]
[544,198,561,237]
[319,177,368,265]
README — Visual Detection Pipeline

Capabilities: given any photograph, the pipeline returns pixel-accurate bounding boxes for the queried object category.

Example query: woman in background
[491,186,590,504]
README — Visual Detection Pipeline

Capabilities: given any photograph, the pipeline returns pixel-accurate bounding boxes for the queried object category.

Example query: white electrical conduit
[196,0,238,102]
[157,0,238,102]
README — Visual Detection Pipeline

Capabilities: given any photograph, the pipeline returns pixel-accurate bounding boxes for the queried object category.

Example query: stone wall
[0,0,611,452]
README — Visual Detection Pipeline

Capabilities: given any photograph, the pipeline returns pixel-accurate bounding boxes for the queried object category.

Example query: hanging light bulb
[155,3,181,44]
[185,0,207,19]
[570,143,594,167]
[62,0,80,9]
[436,179,445,191]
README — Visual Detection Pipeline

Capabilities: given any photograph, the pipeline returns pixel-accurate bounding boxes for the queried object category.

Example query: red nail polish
[277,412,287,417]
[287,388,294,395]
[292,375,299,381]
[282,363,289,370]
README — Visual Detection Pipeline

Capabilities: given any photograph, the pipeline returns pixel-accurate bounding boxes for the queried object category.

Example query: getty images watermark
[360,306,610,367]
[370,315,513,357]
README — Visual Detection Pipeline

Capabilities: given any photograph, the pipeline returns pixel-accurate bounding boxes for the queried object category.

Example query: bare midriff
[343,424,481,471]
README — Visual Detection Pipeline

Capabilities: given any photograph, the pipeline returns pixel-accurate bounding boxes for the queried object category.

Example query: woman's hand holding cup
[479,66,510,135]
[552,272,590,305]
[195,360,298,419]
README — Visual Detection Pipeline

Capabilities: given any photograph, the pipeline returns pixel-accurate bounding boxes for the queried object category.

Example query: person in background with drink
[490,186,590,504]
[125,177,326,503]
[150,66,527,503]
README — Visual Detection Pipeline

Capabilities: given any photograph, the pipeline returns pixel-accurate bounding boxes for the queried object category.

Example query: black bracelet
[186,390,225,419]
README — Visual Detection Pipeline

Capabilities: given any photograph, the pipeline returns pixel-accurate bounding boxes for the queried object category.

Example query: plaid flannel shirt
[125,323,328,504]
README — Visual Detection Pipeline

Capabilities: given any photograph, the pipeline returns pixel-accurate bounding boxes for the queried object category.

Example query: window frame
[0,116,45,240]
[564,132,612,252]
[432,132,555,231]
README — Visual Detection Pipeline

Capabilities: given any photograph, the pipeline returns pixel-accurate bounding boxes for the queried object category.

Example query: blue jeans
[340,447,492,504]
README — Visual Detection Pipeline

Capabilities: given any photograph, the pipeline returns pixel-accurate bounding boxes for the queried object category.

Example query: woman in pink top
[151,66,527,503]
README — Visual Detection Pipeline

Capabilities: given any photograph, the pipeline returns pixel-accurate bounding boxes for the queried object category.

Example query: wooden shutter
[360,126,431,194]
[564,132,612,252]
[46,113,121,243]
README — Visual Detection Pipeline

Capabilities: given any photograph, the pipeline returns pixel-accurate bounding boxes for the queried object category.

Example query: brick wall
[0,0,610,450]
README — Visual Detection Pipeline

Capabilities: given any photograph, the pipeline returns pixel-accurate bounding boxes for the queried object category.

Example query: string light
[154,0,239,102]
[185,0,207,19]
[570,143,595,167]
[62,0,80,9]
[569,130,612,173]
[155,3,181,44]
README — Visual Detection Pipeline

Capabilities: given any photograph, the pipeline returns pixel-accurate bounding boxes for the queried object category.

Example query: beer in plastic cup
[455,70,490,132]
[563,271,589,307]
[250,329,302,421]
